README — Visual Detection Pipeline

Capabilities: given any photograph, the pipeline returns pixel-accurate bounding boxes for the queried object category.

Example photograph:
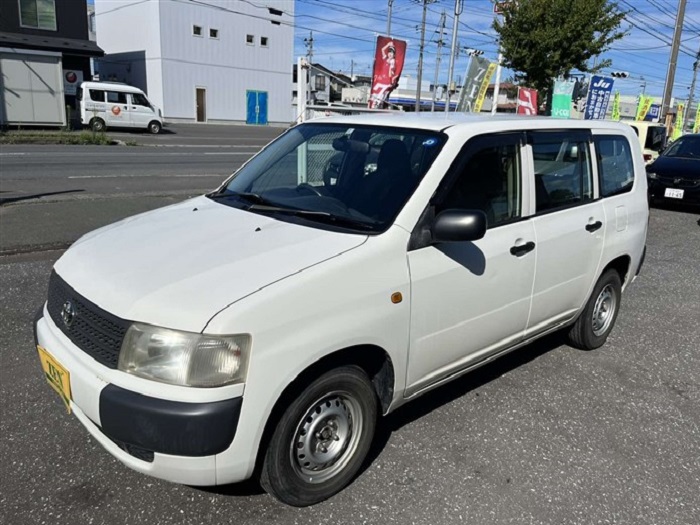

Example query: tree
[493,0,627,110]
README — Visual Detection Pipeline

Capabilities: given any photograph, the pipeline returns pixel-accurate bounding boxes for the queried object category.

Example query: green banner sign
[551,80,575,119]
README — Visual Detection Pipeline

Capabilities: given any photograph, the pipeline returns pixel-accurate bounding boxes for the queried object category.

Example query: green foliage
[493,0,627,104]
[0,130,113,145]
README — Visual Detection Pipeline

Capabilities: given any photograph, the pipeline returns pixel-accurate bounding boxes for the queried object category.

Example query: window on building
[106,91,127,104]
[315,75,326,91]
[209,28,219,39]
[19,0,57,31]
[246,34,254,45]
[260,36,269,47]
[193,25,202,36]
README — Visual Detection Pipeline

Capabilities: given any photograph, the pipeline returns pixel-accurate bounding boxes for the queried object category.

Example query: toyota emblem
[61,301,76,328]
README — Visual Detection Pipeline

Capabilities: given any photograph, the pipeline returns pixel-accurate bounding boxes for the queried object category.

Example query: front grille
[656,176,700,189]
[47,271,130,369]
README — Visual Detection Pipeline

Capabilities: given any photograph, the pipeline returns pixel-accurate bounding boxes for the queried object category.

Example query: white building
[94,0,294,125]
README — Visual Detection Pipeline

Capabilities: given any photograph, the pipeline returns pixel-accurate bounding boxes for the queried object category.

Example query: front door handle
[586,221,603,233]
[510,241,536,257]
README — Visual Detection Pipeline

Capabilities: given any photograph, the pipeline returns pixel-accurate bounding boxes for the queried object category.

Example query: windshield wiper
[207,191,267,204]
[208,192,376,231]
[250,206,378,231]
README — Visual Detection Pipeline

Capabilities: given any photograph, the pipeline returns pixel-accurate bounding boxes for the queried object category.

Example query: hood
[648,155,700,179]
[54,196,367,333]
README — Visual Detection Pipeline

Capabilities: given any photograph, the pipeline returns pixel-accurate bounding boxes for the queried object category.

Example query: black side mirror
[432,209,487,243]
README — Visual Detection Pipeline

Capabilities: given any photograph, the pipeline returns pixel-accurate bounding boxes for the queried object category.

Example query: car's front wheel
[148,120,162,134]
[260,365,377,506]
[567,268,622,350]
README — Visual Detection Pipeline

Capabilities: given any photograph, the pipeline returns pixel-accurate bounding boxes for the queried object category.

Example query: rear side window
[594,135,635,197]
[106,91,127,104]
[531,132,593,213]
[89,89,106,102]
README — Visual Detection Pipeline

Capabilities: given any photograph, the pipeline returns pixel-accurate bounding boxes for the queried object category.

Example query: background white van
[78,81,163,134]
[628,121,668,163]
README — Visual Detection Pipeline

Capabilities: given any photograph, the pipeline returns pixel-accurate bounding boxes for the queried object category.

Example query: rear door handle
[586,221,603,232]
[510,241,536,257]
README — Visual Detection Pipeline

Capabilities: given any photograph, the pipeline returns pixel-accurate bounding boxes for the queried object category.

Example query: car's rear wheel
[90,118,106,132]
[260,365,377,507]
[567,269,622,350]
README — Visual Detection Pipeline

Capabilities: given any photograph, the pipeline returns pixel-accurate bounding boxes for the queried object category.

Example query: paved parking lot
[1,204,698,525]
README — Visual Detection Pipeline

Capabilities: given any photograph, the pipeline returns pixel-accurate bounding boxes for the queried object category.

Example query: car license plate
[664,188,684,199]
[37,346,72,413]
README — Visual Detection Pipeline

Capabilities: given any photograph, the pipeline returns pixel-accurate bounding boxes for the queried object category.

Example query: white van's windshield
[209,123,446,233]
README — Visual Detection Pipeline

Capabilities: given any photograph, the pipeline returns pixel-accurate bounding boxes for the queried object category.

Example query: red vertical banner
[517,87,538,115]
[368,36,407,109]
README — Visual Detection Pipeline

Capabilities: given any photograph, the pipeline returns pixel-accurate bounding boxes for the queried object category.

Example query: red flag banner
[368,36,407,109]
[517,87,538,115]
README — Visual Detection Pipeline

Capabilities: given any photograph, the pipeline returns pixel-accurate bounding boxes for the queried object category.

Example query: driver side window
[437,134,523,228]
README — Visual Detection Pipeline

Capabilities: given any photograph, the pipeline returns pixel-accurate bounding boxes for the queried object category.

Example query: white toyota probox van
[78,81,163,134]
[35,114,648,506]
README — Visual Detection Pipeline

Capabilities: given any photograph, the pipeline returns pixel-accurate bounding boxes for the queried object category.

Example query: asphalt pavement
[1,126,699,524]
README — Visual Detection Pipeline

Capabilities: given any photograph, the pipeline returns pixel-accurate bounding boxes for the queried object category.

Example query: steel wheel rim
[592,284,617,336]
[290,391,364,484]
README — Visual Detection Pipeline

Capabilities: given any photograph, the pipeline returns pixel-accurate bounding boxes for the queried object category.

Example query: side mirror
[431,209,487,243]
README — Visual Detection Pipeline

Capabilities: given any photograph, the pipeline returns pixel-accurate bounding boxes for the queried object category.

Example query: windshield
[645,126,667,152]
[211,123,446,233]
[663,135,700,159]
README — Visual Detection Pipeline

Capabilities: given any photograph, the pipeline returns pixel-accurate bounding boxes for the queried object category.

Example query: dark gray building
[1,0,103,126]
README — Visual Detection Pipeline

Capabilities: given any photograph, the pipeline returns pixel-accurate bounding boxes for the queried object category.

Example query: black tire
[567,269,622,350]
[260,365,378,507]
[148,120,162,134]
[91,118,106,132]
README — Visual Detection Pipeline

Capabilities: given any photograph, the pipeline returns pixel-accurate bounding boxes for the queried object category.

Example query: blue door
[246,91,268,125]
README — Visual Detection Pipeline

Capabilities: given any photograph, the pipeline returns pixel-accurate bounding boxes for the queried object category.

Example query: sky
[292,0,700,101]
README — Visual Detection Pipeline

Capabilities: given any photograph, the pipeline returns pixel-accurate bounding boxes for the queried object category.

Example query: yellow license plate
[37,346,72,413]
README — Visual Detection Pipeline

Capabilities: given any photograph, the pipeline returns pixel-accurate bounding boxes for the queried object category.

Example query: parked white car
[35,114,648,506]
[78,81,163,134]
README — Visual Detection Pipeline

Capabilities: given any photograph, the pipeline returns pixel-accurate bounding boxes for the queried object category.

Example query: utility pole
[431,10,446,111]
[445,0,463,114]
[686,44,700,131]
[304,31,314,63]
[387,0,394,36]
[661,0,687,119]
[415,0,436,112]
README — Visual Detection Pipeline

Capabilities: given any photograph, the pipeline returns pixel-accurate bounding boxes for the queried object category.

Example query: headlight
[118,323,250,387]
[647,172,657,179]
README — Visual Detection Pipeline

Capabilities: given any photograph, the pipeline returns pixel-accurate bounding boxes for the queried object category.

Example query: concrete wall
[94,0,294,124]
[94,0,164,109]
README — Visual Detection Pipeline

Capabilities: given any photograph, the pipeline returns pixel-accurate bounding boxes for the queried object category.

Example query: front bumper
[648,178,700,205]
[33,307,245,485]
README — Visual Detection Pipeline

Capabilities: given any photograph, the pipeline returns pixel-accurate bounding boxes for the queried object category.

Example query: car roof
[306,112,635,134]
[80,81,145,94]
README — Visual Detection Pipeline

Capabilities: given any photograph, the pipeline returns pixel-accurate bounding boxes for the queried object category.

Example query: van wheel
[148,121,161,134]
[567,269,622,350]
[90,118,106,132]
[260,366,377,507]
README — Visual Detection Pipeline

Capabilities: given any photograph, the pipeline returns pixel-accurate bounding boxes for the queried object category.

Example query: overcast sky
[293,0,700,100]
